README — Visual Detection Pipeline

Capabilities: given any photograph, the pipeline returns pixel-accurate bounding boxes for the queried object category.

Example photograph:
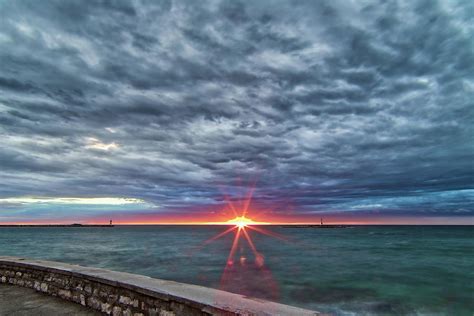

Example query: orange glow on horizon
[82,214,474,226]
[3,215,473,226]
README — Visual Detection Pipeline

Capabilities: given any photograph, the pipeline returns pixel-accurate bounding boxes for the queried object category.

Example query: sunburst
[199,186,288,272]
[188,182,291,300]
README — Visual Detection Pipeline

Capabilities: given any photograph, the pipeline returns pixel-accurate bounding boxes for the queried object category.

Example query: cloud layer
[0,0,473,222]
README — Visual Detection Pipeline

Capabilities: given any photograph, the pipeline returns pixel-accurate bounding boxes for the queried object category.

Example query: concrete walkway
[0,284,101,316]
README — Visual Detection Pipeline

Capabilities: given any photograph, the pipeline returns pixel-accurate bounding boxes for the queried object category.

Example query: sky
[0,0,473,224]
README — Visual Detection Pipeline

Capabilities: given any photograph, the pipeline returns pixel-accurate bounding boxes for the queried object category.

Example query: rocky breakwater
[0,256,318,316]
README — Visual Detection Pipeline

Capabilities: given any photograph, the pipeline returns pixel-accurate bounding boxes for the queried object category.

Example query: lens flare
[195,183,290,302]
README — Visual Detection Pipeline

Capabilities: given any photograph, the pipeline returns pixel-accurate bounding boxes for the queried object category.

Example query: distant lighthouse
[109,219,113,226]
[320,218,323,226]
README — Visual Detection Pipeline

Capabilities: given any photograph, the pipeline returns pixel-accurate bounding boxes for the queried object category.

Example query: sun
[226,216,260,228]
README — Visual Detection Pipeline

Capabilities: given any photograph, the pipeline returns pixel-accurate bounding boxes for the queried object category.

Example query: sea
[0,225,472,315]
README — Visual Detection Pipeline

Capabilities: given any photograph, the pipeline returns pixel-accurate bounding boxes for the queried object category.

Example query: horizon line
[1,222,472,226]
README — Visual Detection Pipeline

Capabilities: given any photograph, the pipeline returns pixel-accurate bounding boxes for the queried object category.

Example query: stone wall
[0,257,318,316]
[0,265,199,316]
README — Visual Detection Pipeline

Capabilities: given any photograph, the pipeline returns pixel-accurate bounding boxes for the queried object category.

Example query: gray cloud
[0,0,473,220]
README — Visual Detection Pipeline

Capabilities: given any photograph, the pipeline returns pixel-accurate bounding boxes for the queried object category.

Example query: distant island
[0,223,114,228]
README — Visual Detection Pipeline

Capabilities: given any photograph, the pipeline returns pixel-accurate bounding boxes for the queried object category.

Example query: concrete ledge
[0,256,318,316]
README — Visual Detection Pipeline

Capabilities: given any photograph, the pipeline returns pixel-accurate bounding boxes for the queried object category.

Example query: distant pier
[279,224,351,228]
[280,218,352,228]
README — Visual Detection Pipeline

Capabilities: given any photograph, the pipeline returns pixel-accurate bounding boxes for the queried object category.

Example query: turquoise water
[0,226,472,315]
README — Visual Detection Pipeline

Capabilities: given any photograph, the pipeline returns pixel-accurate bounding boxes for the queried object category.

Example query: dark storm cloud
[0,0,473,220]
